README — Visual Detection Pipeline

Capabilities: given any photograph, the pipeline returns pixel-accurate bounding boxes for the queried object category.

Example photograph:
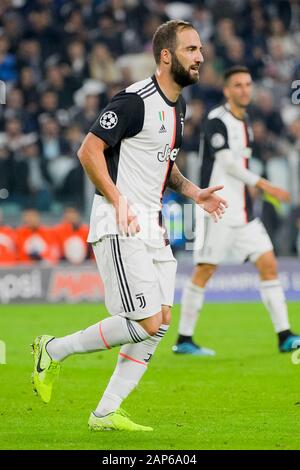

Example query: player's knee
[140,312,162,336]
[261,265,278,280]
[257,253,278,280]
[145,322,161,336]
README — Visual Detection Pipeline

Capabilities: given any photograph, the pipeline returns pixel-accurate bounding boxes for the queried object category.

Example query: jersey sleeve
[89,91,145,147]
[204,117,229,155]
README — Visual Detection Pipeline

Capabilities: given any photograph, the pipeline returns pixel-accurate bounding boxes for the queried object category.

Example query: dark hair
[224,65,251,82]
[152,20,195,65]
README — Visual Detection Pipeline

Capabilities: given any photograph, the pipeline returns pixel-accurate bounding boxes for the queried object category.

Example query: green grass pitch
[0,302,300,450]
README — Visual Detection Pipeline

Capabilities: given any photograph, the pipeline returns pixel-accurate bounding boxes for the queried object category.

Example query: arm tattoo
[167,164,190,195]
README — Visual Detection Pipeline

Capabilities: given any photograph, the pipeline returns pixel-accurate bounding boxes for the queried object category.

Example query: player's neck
[155,70,181,103]
[227,101,246,120]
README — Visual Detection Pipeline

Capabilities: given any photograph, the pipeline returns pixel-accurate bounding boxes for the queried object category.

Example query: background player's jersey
[87,75,186,247]
[200,103,254,226]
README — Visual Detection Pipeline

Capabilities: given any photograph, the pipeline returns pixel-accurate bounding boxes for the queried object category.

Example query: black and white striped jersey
[199,103,255,226]
[87,75,186,247]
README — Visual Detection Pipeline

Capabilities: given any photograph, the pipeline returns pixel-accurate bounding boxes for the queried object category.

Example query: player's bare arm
[77,132,140,234]
[221,69,290,204]
[255,178,290,203]
[215,149,290,203]
[167,163,228,221]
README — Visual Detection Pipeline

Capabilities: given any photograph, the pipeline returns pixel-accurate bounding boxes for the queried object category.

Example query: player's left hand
[256,178,290,203]
[195,185,228,222]
[267,185,290,203]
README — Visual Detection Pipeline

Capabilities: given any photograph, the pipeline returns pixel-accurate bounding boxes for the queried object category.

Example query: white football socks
[259,279,290,333]
[46,316,150,362]
[177,278,290,338]
[94,325,169,417]
[178,280,205,337]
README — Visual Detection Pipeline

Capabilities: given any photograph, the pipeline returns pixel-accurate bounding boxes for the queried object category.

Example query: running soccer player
[32,20,227,431]
[173,65,300,356]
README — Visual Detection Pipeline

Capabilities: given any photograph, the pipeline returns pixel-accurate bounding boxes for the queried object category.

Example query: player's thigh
[94,235,161,320]
[151,244,177,312]
[93,236,124,316]
[193,217,233,265]
[234,218,274,263]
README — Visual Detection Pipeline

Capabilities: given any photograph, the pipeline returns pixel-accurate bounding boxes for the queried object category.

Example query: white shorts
[194,217,273,265]
[93,235,177,320]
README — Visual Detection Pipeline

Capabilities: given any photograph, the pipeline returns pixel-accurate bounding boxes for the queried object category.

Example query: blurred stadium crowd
[0,206,92,264]
[0,0,300,262]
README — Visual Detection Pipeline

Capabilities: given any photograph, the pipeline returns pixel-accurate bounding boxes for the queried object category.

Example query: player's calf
[173,267,216,356]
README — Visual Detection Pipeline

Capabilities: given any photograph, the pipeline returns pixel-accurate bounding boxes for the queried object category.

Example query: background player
[32,20,227,432]
[174,65,300,356]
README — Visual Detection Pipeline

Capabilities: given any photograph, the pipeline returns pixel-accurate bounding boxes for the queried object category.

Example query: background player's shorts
[194,217,273,265]
[93,235,177,320]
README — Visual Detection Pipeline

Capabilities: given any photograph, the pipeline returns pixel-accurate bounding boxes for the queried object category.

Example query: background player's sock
[278,329,292,345]
[177,334,194,345]
[178,281,205,339]
[94,325,169,417]
[259,279,290,333]
[46,316,150,361]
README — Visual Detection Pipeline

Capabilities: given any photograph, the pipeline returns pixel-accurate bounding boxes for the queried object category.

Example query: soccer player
[32,20,227,431]
[173,65,300,356]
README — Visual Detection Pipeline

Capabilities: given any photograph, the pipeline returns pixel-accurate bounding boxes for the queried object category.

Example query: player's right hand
[115,197,140,236]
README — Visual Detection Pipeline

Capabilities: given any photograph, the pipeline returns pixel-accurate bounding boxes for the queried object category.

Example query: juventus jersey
[87,75,186,247]
[200,103,254,226]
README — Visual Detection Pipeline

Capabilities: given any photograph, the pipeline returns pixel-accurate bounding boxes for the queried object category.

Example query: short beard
[170,52,199,88]
[234,100,249,109]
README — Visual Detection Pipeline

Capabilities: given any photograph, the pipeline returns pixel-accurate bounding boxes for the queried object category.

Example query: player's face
[224,73,253,108]
[171,28,204,87]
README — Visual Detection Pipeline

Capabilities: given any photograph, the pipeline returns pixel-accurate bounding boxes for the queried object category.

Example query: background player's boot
[279,332,300,353]
[172,340,215,356]
[32,335,61,403]
[88,408,153,431]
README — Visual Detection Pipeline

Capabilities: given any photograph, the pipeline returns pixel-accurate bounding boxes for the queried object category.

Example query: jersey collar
[224,102,248,122]
[151,74,177,107]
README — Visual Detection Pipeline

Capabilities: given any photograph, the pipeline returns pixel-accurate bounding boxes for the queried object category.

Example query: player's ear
[161,48,172,65]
